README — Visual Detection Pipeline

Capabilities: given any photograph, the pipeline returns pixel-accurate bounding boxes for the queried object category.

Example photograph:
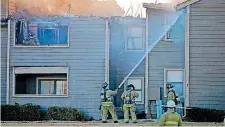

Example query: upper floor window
[164,15,172,41]
[125,26,144,51]
[165,29,172,41]
[15,21,68,47]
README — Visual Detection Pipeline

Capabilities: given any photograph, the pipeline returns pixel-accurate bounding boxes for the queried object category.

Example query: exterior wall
[1,0,7,18]
[9,17,107,119]
[147,9,185,115]
[109,17,146,110]
[1,27,8,104]
[189,0,225,110]
[1,0,8,105]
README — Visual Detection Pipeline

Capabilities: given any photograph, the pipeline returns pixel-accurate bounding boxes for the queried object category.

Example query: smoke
[10,0,124,17]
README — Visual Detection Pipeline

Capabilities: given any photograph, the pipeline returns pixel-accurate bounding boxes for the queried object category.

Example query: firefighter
[166,84,179,105]
[121,84,139,123]
[159,100,182,126]
[100,82,118,123]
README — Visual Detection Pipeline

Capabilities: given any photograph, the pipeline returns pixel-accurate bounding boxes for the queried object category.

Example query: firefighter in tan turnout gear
[159,100,182,126]
[121,84,139,123]
[166,84,179,105]
[100,82,118,123]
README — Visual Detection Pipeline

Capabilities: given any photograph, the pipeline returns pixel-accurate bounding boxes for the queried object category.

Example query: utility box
[148,87,161,119]
[148,87,161,100]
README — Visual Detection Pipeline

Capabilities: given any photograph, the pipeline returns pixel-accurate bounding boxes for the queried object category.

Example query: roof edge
[143,3,176,11]
[176,0,201,10]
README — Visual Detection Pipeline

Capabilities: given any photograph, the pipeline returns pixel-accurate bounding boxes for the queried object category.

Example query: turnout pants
[123,103,137,122]
[101,102,118,122]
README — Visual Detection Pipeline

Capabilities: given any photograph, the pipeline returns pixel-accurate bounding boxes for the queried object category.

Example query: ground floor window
[164,69,185,116]
[126,77,144,104]
[14,67,68,97]
[37,78,67,95]
[164,69,184,97]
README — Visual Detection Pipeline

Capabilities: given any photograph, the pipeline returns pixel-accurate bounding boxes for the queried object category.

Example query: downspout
[105,20,109,85]
[184,5,190,117]
[6,19,11,104]
[144,9,149,114]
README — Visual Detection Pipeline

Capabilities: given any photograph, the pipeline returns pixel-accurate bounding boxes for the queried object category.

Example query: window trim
[12,67,69,98]
[164,29,173,42]
[13,21,70,48]
[36,77,67,96]
[164,15,173,42]
[125,77,145,104]
[125,26,145,52]
[164,68,185,98]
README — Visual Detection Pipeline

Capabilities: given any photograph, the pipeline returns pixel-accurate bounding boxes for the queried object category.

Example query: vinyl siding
[109,17,146,110]
[147,8,185,115]
[1,27,8,104]
[9,17,107,119]
[189,0,225,110]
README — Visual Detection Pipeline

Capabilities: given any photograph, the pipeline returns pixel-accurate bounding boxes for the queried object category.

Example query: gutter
[6,19,11,104]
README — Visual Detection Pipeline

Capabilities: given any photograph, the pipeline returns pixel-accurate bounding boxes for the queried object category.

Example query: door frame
[164,68,189,116]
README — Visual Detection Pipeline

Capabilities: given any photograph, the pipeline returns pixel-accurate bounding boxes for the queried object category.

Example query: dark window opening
[15,21,68,46]
[15,73,67,96]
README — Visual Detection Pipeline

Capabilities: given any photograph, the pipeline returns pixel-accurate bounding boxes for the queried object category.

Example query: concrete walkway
[1,120,224,126]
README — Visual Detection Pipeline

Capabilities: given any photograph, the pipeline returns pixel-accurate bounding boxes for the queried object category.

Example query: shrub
[1,103,42,121]
[1,104,20,121]
[186,107,225,122]
[47,106,90,121]
[1,104,92,121]
[20,103,42,121]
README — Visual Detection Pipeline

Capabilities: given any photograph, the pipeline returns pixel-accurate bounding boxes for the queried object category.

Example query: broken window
[126,26,144,51]
[14,67,68,96]
[15,21,68,46]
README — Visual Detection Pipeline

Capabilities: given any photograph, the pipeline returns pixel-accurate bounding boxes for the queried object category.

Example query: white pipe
[183,6,190,118]
[6,19,11,104]
[117,11,184,89]
[105,20,109,84]
[144,8,149,114]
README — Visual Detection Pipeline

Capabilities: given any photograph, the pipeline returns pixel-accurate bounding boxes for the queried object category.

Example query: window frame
[164,15,173,42]
[12,67,69,98]
[164,68,185,98]
[125,77,145,104]
[36,77,67,96]
[13,21,70,48]
[125,25,145,52]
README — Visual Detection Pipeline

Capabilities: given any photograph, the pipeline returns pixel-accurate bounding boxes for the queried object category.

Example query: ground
[1,120,224,126]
